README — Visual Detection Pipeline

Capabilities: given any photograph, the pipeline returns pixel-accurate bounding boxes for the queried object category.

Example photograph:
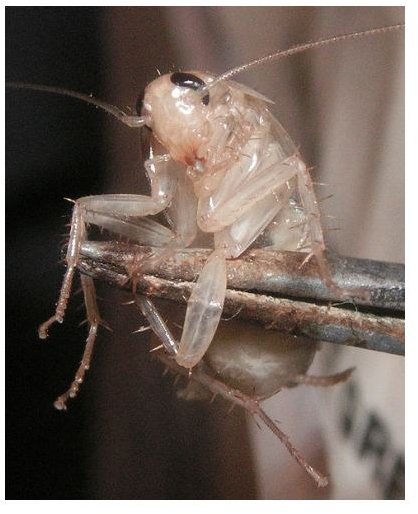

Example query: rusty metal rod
[80,241,404,311]
[77,241,404,356]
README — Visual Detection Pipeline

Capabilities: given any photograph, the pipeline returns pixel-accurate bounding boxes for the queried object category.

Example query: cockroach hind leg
[254,407,329,488]
[296,157,370,302]
[156,352,329,487]
[312,245,371,302]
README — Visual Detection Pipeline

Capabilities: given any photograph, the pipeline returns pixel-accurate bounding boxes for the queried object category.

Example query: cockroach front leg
[134,295,179,356]
[39,154,175,340]
[38,200,85,339]
[54,275,102,410]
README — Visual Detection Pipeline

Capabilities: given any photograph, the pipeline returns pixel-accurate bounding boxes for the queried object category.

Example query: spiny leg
[156,351,329,488]
[295,156,369,301]
[54,275,102,410]
[111,212,195,357]
[254,409,328,488]
[39,153,176,339]
[137,247,226,369]
[133,294,178,356]
[39,201,85,339]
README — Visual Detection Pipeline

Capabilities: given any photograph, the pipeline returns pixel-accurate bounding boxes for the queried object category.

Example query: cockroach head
[136,71,217,163]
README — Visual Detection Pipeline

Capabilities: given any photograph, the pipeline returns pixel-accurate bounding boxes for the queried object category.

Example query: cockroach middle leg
[133,294,178,356]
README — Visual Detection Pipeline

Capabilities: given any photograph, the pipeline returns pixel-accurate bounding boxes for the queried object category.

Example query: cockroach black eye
[135,90,145,115]
[170,72,210,106]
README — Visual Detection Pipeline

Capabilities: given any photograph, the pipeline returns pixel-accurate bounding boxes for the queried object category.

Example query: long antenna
[6,82,146,128]
[204,23,404,92]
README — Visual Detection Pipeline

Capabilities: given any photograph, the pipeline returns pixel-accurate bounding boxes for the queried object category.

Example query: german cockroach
[6,22,404,487]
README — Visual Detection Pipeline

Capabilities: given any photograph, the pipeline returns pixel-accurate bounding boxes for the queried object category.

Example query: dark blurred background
[6,7,105,499]
[6,6,404,500]
[6,7,256,500]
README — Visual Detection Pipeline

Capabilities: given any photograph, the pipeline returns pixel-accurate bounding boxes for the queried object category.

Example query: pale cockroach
[6,22,404,488]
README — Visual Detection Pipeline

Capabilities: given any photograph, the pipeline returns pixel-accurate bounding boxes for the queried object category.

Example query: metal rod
[80,241,404,311]
[78,241,405,356]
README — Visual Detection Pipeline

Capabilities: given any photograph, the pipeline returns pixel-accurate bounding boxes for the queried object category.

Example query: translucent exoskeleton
[148,306,355,488]
[6,23,404,487]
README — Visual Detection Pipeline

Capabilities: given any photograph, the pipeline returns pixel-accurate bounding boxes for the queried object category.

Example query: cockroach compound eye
[170,72,210,105]
[6,22,404,488]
